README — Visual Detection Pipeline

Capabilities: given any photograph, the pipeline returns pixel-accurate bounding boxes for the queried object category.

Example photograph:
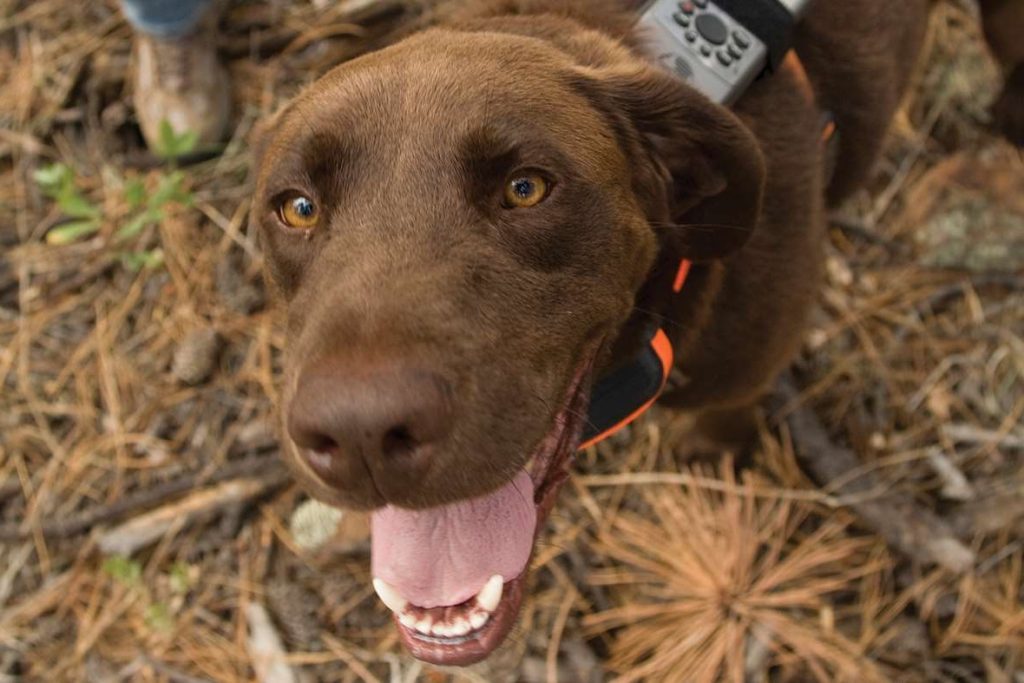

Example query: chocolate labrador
[249,0,1022,666]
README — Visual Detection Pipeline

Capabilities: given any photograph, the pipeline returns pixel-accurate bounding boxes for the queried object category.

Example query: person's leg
[119,0,211,38]
[121,0,230,153]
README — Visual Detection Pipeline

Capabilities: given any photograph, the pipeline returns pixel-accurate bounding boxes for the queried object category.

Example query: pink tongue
[371,471,536,609]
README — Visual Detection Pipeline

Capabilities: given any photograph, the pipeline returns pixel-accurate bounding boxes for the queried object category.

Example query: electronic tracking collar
[580,0,823,450]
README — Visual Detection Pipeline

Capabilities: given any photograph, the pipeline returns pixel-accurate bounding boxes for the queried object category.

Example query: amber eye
[504,174,549,208]
[278,193,319,229]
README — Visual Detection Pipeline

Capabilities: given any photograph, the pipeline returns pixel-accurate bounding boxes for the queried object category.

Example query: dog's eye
[503,174,549,208]
[278,194,319,229]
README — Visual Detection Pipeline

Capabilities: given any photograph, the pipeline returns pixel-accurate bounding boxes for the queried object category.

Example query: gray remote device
[638,0,811,105]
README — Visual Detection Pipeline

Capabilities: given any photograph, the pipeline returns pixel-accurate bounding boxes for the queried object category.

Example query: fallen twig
[771,374,976,573]
[246,602,299,683]
[97,473,288,556]
[0,454,286,542]
[947,479,1024,539]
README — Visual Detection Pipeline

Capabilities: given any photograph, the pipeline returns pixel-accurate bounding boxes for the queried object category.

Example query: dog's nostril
[295,430,339,455]
[382,426,418,458]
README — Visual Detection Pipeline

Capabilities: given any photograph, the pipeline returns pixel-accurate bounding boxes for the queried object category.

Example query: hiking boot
[132,17,230,153]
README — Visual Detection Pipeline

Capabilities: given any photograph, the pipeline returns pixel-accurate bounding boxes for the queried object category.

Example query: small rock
[907,149,1024,273]
[171,326,222,385]
[216,252,266,315]
[519,639,601,683]
[926,449,976,501]
[926,537,976,574]
[560,639,603,683]
[877,616,931,665]
[266,581,321,650]
[236,420,277,453]
[289,499,343,552]
[826,255,854,287]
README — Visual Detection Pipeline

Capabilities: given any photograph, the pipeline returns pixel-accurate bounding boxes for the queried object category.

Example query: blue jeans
[120,0,212,37]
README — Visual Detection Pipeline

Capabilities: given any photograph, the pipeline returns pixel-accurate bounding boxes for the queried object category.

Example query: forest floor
[1,0,1022,681]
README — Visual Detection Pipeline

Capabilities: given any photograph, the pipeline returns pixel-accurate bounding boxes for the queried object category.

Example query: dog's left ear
[578,63,767,261]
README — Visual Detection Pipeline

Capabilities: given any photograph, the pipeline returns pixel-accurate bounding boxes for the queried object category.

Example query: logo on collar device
[580,0,818,450]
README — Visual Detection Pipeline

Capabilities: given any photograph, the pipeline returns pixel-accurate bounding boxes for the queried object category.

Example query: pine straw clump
[583,459,881,683]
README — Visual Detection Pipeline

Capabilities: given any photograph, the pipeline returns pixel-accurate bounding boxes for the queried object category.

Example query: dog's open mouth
[369,357,594,666]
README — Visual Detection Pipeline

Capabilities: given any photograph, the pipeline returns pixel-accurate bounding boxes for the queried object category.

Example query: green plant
[169,561,194,594]
[100,556,194,634]
[155,119,199,160]
[102,555,142,586]
[144,602,174,632]
[35,163,102,245]
[117,170,192,242]
[36,160,193,272]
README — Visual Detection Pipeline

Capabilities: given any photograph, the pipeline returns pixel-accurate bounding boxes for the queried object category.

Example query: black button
[684,30,697,42]
[733,30,750,48]
[727,43,743,59]
[716,50,732,66]
[679,1,695,14]
[700,44,712,57]
[673,12,691,27]
[695,14,728,45]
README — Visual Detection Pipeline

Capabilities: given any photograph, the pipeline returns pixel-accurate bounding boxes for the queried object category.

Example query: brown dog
[250,0,1019,666]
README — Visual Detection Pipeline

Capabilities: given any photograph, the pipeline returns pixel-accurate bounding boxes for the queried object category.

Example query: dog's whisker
[524,386,601,440]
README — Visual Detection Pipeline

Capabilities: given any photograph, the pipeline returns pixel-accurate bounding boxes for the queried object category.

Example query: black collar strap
[579,259,690,449]
[714,0,802,71]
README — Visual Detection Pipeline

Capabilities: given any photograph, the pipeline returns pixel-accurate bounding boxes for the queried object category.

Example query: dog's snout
[287,357,452,497]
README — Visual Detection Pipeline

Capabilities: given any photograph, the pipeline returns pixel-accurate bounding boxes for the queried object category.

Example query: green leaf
[45,219,101,245]
[144,602,174,632]
[116,212,154,241]
[156,120,199,159]
[176,130,198,156]
[169,562,193,594]
[149,171,190,209]
[56,187,101,220]
[102,555,142,585]
[119,248,164,272]
[33,163,72,194]
[124,178,147,209]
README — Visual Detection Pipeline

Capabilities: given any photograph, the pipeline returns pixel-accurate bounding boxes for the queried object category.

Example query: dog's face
[252,26,763,666]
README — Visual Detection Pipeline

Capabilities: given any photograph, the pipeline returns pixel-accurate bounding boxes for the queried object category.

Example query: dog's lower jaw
[388,349,596,666]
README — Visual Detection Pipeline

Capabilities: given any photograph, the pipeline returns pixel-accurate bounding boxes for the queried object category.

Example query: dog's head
[251,22,764,665]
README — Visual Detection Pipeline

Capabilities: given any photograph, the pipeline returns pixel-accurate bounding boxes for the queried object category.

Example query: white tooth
[415,617,433,635]
[432,622,452,637]
[476,574,504,612]
[399,613,417,628]
[469,611,489,630]
[450,618,471,637]
[372,579,408,614]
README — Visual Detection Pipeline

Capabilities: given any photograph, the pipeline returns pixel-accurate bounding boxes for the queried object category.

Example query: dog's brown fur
[251,0,1019,515]
[980,0,1024,143]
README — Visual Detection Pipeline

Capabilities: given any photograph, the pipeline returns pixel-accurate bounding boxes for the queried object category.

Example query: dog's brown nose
[287,358,452,495]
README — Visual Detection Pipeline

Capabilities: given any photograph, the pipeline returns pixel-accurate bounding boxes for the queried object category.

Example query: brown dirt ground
[1,0,1022,681]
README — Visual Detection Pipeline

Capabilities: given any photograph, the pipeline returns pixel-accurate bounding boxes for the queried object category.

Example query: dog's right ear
[574,62,766,262]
